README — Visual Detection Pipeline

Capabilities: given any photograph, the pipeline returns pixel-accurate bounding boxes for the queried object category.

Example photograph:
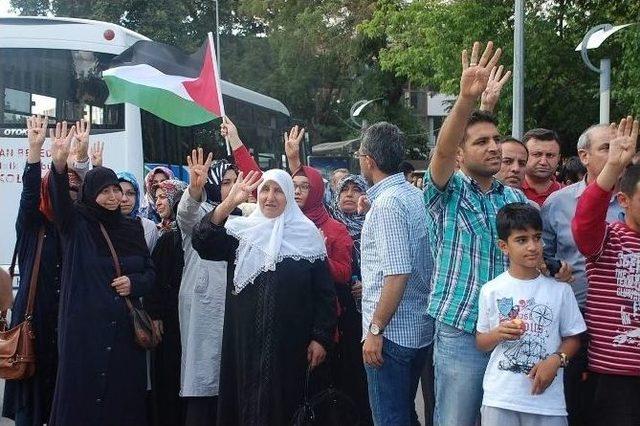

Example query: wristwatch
[369,322,384,336]
[553,351,569,368]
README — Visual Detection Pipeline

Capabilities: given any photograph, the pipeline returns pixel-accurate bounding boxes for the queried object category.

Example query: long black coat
[192,211,337,426]
[2,162,61,426]
[47,169,155,426]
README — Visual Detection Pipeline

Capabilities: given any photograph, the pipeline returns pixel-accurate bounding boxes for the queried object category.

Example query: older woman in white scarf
[192,169,336,426]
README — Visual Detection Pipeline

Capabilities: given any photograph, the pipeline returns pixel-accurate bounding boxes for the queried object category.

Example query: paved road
[0,379,428,425]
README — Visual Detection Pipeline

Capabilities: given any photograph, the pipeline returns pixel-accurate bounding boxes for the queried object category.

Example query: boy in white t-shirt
[476,202,586,425]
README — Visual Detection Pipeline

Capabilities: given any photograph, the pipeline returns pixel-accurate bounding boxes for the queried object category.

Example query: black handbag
[291,367,359,426]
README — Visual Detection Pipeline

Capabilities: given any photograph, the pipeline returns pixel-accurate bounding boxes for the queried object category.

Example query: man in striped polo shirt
[424,41,572,425]
[572,116,640,426]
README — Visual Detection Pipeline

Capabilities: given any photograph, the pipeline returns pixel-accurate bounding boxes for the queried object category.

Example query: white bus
[0,16,291,271]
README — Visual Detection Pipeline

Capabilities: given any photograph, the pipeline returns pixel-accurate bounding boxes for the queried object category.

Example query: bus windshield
[1,48,124,129]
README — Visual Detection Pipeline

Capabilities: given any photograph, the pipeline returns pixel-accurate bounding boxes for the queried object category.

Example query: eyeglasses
[293,183,311,192]
[122,190,136,198]
[352,151,369,159]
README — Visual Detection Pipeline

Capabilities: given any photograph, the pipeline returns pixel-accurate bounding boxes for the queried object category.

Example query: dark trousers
[586,373,640,426]
[420,344,435,426]
[184,396,217,426]
[564,332,589,425]
[364,338,428,426]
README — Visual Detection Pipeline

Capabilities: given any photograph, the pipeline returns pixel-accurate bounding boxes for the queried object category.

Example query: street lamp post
[576,23,635,124]
[512,0,525,139]
[350,98,383,130]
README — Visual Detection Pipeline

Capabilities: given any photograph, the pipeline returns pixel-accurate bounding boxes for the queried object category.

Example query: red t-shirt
[572,181,640,376]
[522,178,562,206]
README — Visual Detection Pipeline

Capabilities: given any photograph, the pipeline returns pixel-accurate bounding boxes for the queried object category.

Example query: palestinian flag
[103,33,224,126]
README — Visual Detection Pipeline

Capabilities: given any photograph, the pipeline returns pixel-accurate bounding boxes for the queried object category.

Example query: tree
[360,0,640,154]
[9,0,428,152]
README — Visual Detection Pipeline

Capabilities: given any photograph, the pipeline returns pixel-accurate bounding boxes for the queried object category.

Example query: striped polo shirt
[573,182,640,376]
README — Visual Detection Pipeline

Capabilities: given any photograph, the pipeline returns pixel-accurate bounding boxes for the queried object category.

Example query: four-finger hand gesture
[50,121,76,173]
[90,141,104,167]
[186,147,213,198]
[460,41,503,100]
[284,125,305,158]
[480,65,511,112]
[608,116,639,168]
[26,115,48,163]
[27,115,48,149]
[226,171,263,207]
[74,119,91,162]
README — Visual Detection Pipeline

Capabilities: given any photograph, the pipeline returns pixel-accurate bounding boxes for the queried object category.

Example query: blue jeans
[433,321,490,426]
[365,338,429,426]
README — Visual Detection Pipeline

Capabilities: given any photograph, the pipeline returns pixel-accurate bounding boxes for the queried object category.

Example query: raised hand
[220,116,241,145]
[460,41,502,100]
[284,125,304,159]
[73,119,91,162]
[50,121,76,173]
[284,125,304,171]
[26,115,48,163]
[480,65,512,112]
[90,141,104,167]
[607,116,639,168]
[226,170,263,207]
[186,147,213,199]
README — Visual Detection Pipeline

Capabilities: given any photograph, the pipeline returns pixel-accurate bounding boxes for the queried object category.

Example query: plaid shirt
[361,173,434,348]
[424,170,527,333]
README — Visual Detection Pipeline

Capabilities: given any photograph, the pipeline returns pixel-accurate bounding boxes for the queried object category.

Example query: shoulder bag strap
[98,222,134,311]
[24,226,46,319]
[8,237,19,278]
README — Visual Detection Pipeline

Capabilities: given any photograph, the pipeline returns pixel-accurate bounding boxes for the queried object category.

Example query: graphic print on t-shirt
[613,252,640,347]
[496,297,553,374]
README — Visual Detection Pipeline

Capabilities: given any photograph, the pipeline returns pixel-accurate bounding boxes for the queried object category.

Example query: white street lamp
[575,23,635,124]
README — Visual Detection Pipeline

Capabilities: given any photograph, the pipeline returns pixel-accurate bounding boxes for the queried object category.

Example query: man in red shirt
[572,116,640,426]
[522,128,562,205]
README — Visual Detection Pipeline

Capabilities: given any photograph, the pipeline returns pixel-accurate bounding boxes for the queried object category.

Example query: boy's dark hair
[558,156,586,185]
[620,164,640,196]
[461,110,498,146]
[522,128,560,148]
[496,202,543,241]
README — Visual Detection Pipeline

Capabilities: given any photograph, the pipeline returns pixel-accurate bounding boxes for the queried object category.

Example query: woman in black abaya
[47,123,155,426]
[192,169,336,425]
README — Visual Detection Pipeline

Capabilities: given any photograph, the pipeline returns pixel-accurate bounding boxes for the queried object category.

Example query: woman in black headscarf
[46,124,155,426]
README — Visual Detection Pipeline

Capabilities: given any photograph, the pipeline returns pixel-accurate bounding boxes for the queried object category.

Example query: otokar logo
[2,129,28,137]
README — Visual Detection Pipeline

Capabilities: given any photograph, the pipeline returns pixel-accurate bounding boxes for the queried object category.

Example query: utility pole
[512,0,525,138]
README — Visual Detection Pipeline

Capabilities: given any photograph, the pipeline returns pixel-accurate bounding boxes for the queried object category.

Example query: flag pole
[207,31,230,155]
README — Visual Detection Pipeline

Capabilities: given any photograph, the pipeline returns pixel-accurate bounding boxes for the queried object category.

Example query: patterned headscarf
[330,175,369,269]
[117,171,141,218]
[156,179,188,235]
[205,159,237,204]
[141,166,175,223]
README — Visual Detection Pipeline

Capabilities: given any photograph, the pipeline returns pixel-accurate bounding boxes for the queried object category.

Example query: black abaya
[47,167,155,426]
[192,211,337,426]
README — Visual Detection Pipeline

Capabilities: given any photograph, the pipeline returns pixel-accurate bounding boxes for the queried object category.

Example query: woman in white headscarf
[192,169,336,426]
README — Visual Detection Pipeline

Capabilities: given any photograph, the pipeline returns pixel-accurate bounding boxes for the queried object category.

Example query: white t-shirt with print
[477,271,587,416]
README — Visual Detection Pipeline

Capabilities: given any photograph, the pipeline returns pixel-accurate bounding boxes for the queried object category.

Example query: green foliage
[10,0,426,153]
[360,0,640,154]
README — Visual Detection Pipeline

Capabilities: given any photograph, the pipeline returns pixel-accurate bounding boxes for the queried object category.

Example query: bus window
[0,48,124,129]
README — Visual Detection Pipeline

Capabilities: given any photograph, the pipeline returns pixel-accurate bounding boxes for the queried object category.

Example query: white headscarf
[224,169,327,293]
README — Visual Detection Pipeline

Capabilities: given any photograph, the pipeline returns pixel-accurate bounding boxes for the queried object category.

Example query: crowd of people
[1,40,639,426]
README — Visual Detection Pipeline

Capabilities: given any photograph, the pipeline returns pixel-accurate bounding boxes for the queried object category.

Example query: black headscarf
[205,160,237,204]
[77,167,149,257]
[76,167,123,225]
